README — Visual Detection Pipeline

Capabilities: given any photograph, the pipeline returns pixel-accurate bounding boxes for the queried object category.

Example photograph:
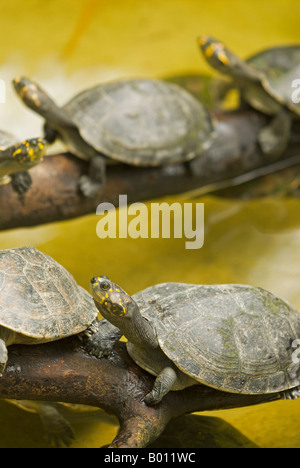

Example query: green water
[0,0,300,448]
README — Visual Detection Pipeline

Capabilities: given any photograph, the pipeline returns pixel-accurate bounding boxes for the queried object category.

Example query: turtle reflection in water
[12,77,214,198]
[89,276,300,405]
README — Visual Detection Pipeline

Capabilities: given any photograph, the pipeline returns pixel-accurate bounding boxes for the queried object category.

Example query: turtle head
[198,36,233,72]
[13,77,49,113]
[197,36,259,80]
[11,137,47,168]
[91,276,136,321]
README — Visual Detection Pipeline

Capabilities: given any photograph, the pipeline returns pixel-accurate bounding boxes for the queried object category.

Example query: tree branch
[1,109,300,232]
[0,338,280,448]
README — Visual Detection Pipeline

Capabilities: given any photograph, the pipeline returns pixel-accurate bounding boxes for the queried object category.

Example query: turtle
[88,276,300,406]
[0,246,100,375]
[198,36,300,156]
[12,76,214,198]
[0,130,47,194]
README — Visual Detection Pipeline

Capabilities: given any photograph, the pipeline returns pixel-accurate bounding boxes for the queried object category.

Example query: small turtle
[0,130,47,194]
[198,36,300,156]
[0,247,99,375]
[12,76,214,197]
[89,277,300,405]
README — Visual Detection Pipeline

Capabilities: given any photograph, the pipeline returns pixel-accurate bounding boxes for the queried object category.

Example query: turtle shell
[246,45,300,116]
[133,283,300,395]
[63,78,214,166]
[0,247,97,341]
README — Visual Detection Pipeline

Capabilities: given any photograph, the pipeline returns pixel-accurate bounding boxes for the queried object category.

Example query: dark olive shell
[0,247,97,341]
[63,79,214,166]
[133,283,300,394]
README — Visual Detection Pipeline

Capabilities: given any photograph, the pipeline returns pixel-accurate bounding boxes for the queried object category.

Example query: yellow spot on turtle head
[32,93,41,107]
[14,77,21,83]
[105,293,109,299]
[38,142,45,150]
[20,86,28,98]
[13,148,22,158]
[217,50,229,65]
[204,43,216,58]
[197,36,209,46]
[28,148,35,160]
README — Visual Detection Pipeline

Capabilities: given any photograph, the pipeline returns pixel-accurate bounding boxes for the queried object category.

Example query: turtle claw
[79,175,103,198]
[281,386,300,400]
[81,319,122,359]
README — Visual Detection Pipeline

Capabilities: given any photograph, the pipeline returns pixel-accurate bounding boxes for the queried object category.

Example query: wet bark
[1,109,300,232]
[0,337,280,448]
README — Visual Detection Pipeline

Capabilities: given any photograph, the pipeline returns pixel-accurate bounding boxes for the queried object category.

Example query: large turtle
[0,247,99,375]
[12,76,214,197]
[198,36,300,156]
[0,130,47,194]
[89,276,300,405]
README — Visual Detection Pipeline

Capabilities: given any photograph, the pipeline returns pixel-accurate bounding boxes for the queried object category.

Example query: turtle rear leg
[144,366,178,406]
[0,338,8,376]
[258,109,291,156]
[281,385,300,400]
[79,154,106,198]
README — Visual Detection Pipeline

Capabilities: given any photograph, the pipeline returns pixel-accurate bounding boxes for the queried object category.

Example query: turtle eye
[100,281,111,291]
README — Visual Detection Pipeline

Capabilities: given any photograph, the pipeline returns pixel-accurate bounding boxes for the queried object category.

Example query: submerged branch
[1,110,300,231]
[0,338,280,448]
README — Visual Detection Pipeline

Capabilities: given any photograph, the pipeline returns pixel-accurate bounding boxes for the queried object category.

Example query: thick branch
[1,110,300,231]
[0,338,280,448]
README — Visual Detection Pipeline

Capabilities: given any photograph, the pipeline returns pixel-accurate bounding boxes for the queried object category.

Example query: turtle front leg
[10,171,32,196]
[258,109,292,157]
[82,319,123,358]
[144,366,178,406]
[0,338,8,376]
[79,154,106,198]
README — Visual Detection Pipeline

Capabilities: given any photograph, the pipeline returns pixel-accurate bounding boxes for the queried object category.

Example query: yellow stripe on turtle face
[217,50,229,65]
[12,148,22,158]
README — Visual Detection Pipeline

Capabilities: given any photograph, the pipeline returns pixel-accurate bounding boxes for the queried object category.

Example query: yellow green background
[0,0,300,448]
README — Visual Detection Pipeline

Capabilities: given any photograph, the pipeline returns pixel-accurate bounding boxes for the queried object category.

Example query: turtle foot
[79,155,106,198]
[81,319,122,359]
[10,171,32,196]
[281,386,300,400]
[79,175,103,198]
[258,110,291,157]
[144,367,178,406]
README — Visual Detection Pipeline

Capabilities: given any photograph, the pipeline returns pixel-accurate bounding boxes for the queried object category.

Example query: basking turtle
[198,36,300,156]
[12,76,214,197]
[0,246,99,375]
[89,277,300,405]
[0,130,47,194]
